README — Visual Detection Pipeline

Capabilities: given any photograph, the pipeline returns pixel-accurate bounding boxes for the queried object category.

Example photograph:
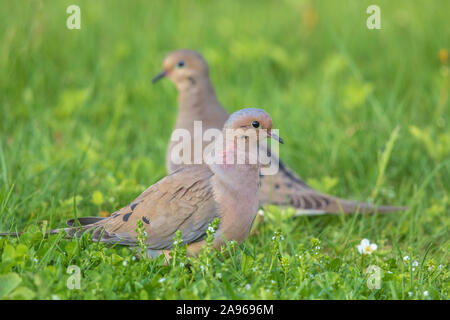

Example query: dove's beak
[152,70,166,83]
[268,130,284,144]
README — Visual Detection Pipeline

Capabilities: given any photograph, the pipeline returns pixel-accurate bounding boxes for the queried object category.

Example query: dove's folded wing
[98,166,218,249]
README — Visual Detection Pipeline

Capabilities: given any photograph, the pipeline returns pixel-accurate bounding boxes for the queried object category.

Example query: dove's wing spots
[100,165,218,250]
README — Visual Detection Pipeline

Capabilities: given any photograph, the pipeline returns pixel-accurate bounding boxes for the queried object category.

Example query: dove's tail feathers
[262,160,408,216]
[321,197,408,214]
[0,217,120,243]
[291,196,408,216]
[0,231,23,237]
[66,216,108,227]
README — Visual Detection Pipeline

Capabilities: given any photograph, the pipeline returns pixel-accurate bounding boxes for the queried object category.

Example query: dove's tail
[0,217,109,238]
[292,197,408,216]
[260,160,408,216]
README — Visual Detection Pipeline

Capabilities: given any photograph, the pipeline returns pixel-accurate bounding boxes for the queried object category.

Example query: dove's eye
[176,60,185,68]
[251,121,260,128]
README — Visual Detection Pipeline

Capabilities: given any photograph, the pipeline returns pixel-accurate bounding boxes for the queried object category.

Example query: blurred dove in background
[153,49,407,215]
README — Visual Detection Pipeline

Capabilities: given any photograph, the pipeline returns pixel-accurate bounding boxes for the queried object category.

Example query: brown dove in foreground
[1,108,282,257]
[152,49,407,215]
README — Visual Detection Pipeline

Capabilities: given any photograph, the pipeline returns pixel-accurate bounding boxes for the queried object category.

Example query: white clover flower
[423,291,429,297]
[412,260,419,267]
[357,239,377,255]
[158,277,166,283]
[403,255,409,261]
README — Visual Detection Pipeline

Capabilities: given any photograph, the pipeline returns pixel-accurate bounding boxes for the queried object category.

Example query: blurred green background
[0,0,448,299]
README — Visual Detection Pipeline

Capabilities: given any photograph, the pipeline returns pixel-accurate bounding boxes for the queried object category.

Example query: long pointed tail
[294,197,408,216]
[0,217,108,238]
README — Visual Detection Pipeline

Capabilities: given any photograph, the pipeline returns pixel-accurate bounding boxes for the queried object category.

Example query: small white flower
[438,264,443,270]
[158,277,166,283]
[200,265,205,271]
[412,268,416,272]
[51,294,61,300]
[423,291,429,297]
[217,273,222,279]
[132,256,136,261]
[122,260,127,266]
[280,236,285,241]
[245,284,251,290]
[272,236,276,240]
[387,270,393,274]
[179,262,184,267]
[357,239,377,255]
[252,267,257,272]
[316,246,321,250]
[412,260,419,267]
[271,280,276,284]
[403,255,409,261]
[208,226,215,232]
[257,209,264,216]
[408,292,412,297]
[33,258,38,262]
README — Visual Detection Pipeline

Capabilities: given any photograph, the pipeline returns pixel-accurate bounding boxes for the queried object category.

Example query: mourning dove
[1,108,282,258]
[153,50,407,215]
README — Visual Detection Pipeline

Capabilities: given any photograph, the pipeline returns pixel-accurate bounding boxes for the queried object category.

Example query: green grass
[0,0,449,299]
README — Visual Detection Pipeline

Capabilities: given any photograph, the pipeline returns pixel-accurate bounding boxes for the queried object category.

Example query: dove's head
[209,108,283,173]
[152,50,209,90]
[223,108,284,145]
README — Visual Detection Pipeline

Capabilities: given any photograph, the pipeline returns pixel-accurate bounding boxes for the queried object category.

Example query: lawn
[0,0,448,299]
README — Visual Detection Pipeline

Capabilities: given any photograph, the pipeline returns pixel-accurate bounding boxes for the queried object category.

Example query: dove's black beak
[268,130,284,144]
[152,70,166,83]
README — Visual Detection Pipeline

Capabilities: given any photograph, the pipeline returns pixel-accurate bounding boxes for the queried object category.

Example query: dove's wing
[259,160,407,215]
[85,166,218,249]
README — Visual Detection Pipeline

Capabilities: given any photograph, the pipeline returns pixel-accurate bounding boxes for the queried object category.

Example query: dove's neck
[209,149,260,248]
[176,77,228,128]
